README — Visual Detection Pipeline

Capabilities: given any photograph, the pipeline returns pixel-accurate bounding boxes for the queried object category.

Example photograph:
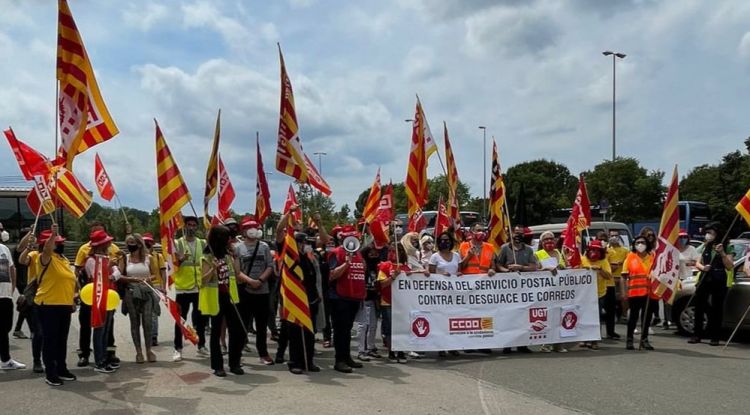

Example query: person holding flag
[83,230,118,373]
[0,224,25,371]
[622,234,657,350]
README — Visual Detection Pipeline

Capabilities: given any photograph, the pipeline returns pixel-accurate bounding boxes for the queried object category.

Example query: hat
[240,216,260,230]
[678,229,688,237]
[183,216,199,225]
[338,224,360,239]
[523,227,533,236]
[142,232,155,243]
[223,217,238,226]
[587,239,604,250]
[38,230,65,245]
[540,231,555,241]
[420,235,434,245]
[89,230,114,247]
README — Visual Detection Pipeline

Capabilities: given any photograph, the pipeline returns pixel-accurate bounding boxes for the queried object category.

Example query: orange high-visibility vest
[624,252,656,298]
[459,242,495,274]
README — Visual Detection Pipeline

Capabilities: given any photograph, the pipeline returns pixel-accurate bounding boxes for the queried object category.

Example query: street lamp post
[602,51,626,161]
[313,152,327,175]
[478,126,487,223]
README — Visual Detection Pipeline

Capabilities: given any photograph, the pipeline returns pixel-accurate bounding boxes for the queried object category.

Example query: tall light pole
[478,126,488,223]
[602,51,626,161]
[313,152,327,175]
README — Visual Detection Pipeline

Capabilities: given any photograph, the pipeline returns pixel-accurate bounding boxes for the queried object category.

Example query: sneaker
[45,377,63,386]
[367,350,383,359]
[213,369,227,377]
[396,352,407,364]
[59,371,77,381]
[108,361,120,369]
[388,352,397,362]
[77,356,89,367]
[259,356,274,366]
[554,346,568,353]
[640,340,654,351]
[33,361,44,373]
[634,328,640,335]
[334,362,352,373]
[626,339,635,350]
[540,345,552,353]
[230,366,245,375]
[1,359,26,370]
[408,351,423,359]
[275,355,285,364]
[12,330,28,339]
[308,364,321,372]
[172,350,183,362]
[289,367,304,375]
[197,347,210,357]
[94,365,115,374]
[357,352,371,362]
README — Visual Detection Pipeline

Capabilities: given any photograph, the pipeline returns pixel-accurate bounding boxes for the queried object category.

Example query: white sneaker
[172,350,183,362]
[634,328,640,335]
[197,347,210,357]
[408,351,422,359]
[1,359,26,370]
[648,328,654,335]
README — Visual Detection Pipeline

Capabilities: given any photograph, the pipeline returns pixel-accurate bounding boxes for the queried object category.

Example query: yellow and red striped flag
[56,0,118,169]
[203,110,221,228]
[405,97,428,217]
[51,166,93,218]
[362,168,382,224]
[651,166,681,303]
[155,120,191,225]
[444,122,461,223]
[488,140,507,252]
[736,186,750,227]
[280,225,313,332]
[275,44,331,195]
[255,134,272,224]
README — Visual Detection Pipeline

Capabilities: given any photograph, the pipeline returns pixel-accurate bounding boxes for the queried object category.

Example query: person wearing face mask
[18,232,44,373]
[0,222,25,371]
[420,235,435,269]
[581,240,613,350]
[234,217,274,365]
[377,242,411,363]
[622,235,657,350]
[172,216,208,362]
[356,245,383,362]
[607,234,629,327]
[690,223,734,346]
[459,224,496,276]
[535,231,566,274]
[143,233,166,347]
[34,224,76,386]
[638,227,661,328]
[400,232,425,271]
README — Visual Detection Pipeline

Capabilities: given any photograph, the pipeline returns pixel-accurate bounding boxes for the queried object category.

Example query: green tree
[353,175,471,217]
[504,159,578,225]
[584,158,664,224]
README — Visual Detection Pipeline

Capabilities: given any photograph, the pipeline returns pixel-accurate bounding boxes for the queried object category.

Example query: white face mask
[635,243,647,253]
[0,231,8,243]
[245,229,262,239]
[704,233,715,243]
[303,245,313,254]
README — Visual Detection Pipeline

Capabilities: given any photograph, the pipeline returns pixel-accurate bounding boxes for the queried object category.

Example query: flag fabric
[91,255,109,328]
[56,0,118,169]
[651,166,681,304]
[203,110,221,228]
[377,181,394,223]
[217,155,235,221]
[4,128,53,180]
[156,120,191,225]
[255,135,272,224]
[408,208,427,233]
[369,182,394,247]
[162,213,182,289]
[362,168,382,224]
[283,184,302,222]
[94,153,115,201]
[444,122,461,224]
[405,97,429,217]
[275,44,332,195]
[150,286,199,345]
[280,225,313,332]
[736,187,750,227]
[26,175,56,215]
[434,198,451,240]
[53,167,93,218]
[562,176,592,267]
[420,101,437,162]
[488,141,508,252]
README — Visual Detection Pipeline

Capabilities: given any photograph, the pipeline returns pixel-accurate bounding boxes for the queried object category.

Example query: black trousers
[238,290,270,356]
[78,303,92,358]
[38,305,72,380]
[0,298,13,362]
[14,283,28,332]
[288,303,318,370]
[331,298,361,363]
[694,278,728,341]
[31,306,42,362]
[210,294,244,371]
[322,291,333,342]
[627,296,655,341]
[174,292,206,350]
[600,286,617,336]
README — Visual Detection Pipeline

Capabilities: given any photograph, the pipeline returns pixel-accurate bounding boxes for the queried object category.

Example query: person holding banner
[420,235,434,269]
[580,240,612,350]
[83,230,118,373]
[689,223,734,346]
[536,231,569,353]
[377,242,410,363]
[622,235,657,350]
[459,224,496,276]
[401,232,425,271]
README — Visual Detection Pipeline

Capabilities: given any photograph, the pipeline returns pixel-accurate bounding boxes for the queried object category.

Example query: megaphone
[342,236,361,254]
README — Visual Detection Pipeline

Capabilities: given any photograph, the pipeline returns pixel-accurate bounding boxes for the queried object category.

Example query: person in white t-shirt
[428,232,462,276]
[0,223,26,370]
[678,230,700,281]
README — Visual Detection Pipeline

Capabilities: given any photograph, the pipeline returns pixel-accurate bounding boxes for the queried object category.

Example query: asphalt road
[2,310,750,415]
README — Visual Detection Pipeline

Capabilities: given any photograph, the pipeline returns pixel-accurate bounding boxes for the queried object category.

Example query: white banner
[392,270,600,351]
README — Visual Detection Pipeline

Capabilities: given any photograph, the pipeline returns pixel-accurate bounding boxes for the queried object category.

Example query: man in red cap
[235,216,275,365]
[143,233,166,346]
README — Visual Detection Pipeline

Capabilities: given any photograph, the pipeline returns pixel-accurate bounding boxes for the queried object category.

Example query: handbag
[16,262,51,313]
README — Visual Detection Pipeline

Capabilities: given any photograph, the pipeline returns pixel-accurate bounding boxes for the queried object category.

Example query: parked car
[672,255,750,336]
[528,222,633,249]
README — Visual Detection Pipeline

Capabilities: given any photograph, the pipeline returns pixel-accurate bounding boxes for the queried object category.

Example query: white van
[528,221,633,249]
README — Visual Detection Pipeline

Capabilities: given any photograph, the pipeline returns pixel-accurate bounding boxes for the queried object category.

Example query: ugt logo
[529,307,548,332]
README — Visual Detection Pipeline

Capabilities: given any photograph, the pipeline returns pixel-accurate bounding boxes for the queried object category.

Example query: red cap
[588,239,604,250]
[338,224,360,239]
[523,227,533,236]
[89,230,114,247]
[142,232,155,243]
[679,229,688,237]
[240,216,259,230]
[38,230,65,245]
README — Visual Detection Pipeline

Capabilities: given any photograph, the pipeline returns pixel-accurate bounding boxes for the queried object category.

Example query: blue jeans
[93,311,115,366]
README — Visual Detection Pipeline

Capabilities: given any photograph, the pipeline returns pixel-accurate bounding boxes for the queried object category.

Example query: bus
[679,201,710,240]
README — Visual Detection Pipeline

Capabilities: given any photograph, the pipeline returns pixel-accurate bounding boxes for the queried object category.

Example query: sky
[1,0,749,216]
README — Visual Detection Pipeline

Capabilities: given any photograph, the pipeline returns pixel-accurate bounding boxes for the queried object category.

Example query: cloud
[122,3,169,32]
[464,5,560,57]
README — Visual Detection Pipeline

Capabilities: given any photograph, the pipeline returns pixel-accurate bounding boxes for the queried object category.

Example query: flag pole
[503,205,517,265]
[114,193,130,227]
[723,301,750,351]
[31,203,44,235]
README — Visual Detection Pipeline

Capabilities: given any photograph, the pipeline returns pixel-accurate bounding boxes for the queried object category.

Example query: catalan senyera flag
[735,186,750,227]
[488,140,507,252]
[562,176,591,268]
[155,120,191,226]
[56,0,118,169]
[283,184,302,222]
[217,154,235,221]
[203,110,221,228]
[255,134,272,224]
[4,128,53,180]
[280,225,313,332]
[651,166,681,304]
[276,44,332,195]
[150,284,199,345]
[52,166,93,218]
[405,97,428,217]
[444,122,460,223]
[94,153,115,201]
[362,168,382,224]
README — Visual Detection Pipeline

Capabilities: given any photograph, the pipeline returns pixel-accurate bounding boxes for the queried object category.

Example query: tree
[584,158,664,224]
[353,175,471,217]
[504,159,578,226]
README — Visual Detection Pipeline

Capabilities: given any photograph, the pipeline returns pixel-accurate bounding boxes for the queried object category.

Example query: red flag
[4,128,53,180]
[149,287,199,345]
[26,175,56,215]
[283,184,302,222]
[255,135,272,224]
[91,255,109,328]
[94,153,115,201]
[434,198,451,239]
[377,182,394,222]
[444,122,461,223]
[651,166,681,303]
[408,208,426,233]
[217,155,235,220]
[562,175,591,267]
[405,97,428,217]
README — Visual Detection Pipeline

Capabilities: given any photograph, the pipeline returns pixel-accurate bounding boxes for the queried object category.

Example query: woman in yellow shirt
[34,224,77,386]
[581,240,612,350]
